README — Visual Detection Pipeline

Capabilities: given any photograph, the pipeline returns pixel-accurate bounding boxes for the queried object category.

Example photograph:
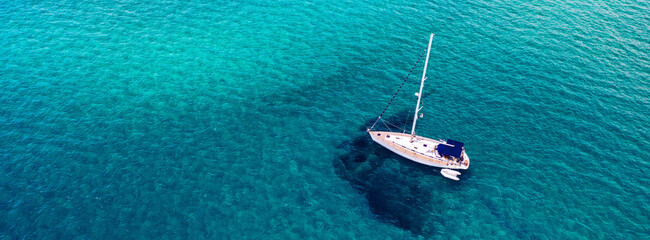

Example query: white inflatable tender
[440,169,461,181]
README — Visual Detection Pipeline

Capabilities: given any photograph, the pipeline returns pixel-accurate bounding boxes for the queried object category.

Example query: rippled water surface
[1,0,649,239]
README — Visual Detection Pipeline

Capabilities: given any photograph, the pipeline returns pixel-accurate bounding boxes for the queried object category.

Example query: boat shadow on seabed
[333,111,470,236]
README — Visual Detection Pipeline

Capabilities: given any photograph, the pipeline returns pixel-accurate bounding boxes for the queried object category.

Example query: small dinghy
[440,169,461,181]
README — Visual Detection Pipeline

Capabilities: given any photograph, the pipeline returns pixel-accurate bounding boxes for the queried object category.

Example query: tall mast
[411,33,434,136]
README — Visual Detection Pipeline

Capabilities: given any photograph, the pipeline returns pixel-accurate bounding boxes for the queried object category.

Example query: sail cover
[437,139,464,158]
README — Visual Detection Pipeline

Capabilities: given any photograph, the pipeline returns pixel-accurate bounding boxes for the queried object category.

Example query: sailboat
[367,33,470,171]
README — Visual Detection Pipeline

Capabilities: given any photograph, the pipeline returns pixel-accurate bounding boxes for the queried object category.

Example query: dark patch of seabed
[334,111,448,236]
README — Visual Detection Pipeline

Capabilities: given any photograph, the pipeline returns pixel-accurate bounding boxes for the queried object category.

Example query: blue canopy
[436,139,464,158]
[446,139,464,149]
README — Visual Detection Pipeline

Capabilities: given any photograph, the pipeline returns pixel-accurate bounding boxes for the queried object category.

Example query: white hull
[369,131,469,170]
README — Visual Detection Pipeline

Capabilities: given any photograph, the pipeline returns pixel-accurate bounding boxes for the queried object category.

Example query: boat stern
[461,151,470,169]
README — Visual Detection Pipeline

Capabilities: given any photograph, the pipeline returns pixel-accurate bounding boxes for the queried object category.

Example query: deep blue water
[1,0,649,239]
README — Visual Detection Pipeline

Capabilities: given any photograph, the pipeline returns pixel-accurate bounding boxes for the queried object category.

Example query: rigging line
[383,119,407,133]
[368,48,428,131]
[403,109,411,133]
[381,119,393,132]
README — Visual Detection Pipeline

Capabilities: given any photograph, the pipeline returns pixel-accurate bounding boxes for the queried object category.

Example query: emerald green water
[1,0,649,238]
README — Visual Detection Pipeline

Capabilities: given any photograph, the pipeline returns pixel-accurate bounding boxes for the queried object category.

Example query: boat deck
[368,131,469,169]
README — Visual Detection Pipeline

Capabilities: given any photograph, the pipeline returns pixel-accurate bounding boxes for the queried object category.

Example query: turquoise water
[1,0,649,238]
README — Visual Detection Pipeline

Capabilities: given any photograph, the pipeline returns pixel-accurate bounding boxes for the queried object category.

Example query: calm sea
[1,0,648,239]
